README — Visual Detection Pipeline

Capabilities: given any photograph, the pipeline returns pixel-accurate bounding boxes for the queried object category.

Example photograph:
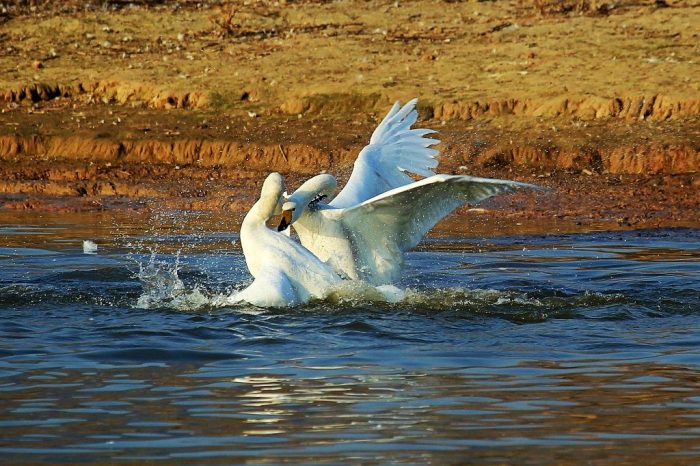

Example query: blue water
[1,214,700,464]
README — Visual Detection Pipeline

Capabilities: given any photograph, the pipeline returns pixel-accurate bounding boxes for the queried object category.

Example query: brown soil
[0,0,698,234]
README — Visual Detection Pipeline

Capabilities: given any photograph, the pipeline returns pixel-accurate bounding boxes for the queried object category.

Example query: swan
[278,100,543,285]
[233,172,341,307]
[279,173,540,284]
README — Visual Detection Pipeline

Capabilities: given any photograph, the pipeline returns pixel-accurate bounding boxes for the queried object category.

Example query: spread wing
[330,99,439,209]
[338,174,543,284]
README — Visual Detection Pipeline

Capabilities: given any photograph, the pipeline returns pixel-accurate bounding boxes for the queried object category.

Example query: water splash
[134,251,209,311]
[208,281,406,310]
[325,282,406,305]
[130,250,633,318]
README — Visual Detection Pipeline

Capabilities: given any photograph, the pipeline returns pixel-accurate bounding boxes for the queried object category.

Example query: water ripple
[78,348,243,365]
[1,224,699,463]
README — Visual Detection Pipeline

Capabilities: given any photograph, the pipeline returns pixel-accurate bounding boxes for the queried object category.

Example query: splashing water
[134,251,209,311]
[133,250,410,311]
[130,249,628,320]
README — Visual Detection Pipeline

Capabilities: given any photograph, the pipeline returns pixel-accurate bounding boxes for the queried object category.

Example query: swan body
[235,172,341,307]
[279,99,543,285]
[285,174,541,284]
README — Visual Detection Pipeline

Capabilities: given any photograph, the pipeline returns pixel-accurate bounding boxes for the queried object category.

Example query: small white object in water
[83,240,98,254]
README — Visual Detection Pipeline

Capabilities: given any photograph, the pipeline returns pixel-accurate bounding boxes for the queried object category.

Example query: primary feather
[330,99,440,209]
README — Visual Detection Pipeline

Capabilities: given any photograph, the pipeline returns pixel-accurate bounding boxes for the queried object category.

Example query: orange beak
[277,210,293,231]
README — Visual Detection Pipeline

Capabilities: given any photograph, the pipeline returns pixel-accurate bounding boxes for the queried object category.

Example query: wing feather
[330,99,440,209]
[338,175,543,284]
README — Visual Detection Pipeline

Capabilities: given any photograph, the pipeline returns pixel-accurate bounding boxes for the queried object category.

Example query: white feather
[234,173,341,307]
[330,99,440,209]
[289,173,543,285]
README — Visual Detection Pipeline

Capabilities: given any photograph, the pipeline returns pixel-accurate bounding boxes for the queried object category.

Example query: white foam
[321,281,410,305]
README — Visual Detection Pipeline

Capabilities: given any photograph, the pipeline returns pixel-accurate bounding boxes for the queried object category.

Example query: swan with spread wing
[278,99,543,285]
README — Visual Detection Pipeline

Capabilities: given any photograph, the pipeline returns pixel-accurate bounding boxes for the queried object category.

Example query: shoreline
[0,0,697,233]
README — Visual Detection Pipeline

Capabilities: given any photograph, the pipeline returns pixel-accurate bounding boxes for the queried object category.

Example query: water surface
[1,212,699,464]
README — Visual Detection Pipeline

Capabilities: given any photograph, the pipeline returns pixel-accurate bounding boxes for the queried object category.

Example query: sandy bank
[0,0,697,233]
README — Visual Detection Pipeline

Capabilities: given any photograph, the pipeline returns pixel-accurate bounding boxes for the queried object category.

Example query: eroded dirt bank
[0,0,698,233]
[0,103,697,232]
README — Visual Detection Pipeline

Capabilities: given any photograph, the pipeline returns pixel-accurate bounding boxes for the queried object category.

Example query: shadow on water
[1,212,699,463]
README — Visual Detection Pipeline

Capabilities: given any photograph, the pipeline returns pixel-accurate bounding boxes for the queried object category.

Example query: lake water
[1,211,699,464]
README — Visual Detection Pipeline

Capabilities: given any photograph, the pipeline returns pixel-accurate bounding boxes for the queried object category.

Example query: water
[1,211,699,464]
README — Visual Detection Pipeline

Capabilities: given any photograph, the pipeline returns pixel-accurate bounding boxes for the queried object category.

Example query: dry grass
[530,0,671,16]
[210,4,240,38]
[0,0,222,18]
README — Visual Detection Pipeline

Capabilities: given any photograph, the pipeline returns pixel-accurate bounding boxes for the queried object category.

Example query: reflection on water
[1,212,700,463]
[3,359,700,463]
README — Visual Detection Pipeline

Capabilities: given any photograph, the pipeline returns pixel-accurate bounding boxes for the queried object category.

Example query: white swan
[278,100,543,285]
[233,172,341,307]
[280,173,540,284]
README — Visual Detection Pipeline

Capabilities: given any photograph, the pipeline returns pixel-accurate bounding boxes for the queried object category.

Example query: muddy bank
[0,0,698,233]
[3,131,698,176]
[0,104,697,233]
[5,82,700,124]
[1,105,697,175]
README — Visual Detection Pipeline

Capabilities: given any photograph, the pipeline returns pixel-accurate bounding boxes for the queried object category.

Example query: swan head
[278,200,297,232]
[258,172,285,220]
[277,173,337,232]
